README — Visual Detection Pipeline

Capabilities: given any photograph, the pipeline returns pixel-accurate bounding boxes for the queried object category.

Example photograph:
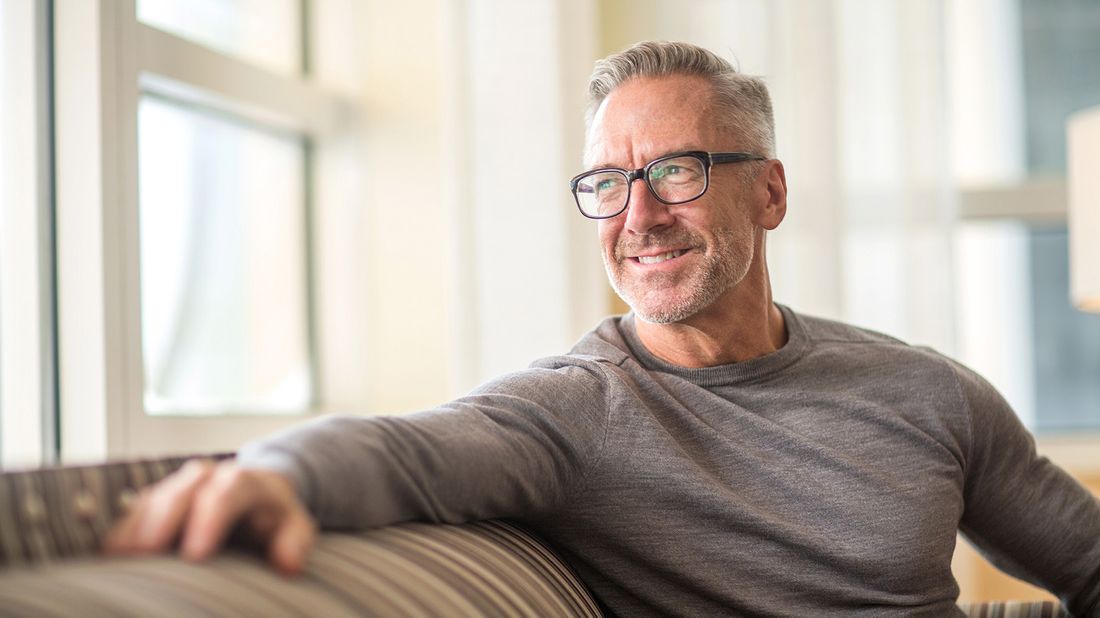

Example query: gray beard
[605,225,754,324]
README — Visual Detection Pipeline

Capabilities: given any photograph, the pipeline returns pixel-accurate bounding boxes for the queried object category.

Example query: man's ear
[755,159,787,230]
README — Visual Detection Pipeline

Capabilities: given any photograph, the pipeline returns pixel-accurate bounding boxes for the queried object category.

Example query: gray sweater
[240,305,1100,616]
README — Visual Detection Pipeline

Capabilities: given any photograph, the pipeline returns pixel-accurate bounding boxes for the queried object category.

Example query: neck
[633,260,787,368]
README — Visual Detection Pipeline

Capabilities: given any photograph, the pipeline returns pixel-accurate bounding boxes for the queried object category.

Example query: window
[54,0,363,459]
[138,96,312,415]
[137,0,303,76]
[1029,225,1100,432]
[953,0,1100,435]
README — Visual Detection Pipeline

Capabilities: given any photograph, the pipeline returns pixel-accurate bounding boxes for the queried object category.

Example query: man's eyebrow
[586,149,700,171]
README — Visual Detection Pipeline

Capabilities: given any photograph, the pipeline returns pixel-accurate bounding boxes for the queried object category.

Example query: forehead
[584,74,727,168]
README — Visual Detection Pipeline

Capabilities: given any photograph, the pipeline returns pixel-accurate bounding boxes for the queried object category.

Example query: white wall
[359,0,607,412]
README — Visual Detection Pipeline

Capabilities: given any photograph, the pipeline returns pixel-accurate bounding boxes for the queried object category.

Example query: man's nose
[623,179,675,234]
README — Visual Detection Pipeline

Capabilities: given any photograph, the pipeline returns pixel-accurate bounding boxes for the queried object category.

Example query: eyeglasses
[569,151,766,220]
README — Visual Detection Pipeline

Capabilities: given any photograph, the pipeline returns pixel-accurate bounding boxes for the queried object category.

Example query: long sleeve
[236,362,612,529]
[955,363,1100,616]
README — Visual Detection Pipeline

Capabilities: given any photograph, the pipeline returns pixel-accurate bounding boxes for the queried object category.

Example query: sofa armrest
[0,520,602,617]
[0,455,230,565]
[0,457,602,616]
[958,601,1069,617]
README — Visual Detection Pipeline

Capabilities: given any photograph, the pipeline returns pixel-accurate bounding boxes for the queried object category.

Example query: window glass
[137,0,302,76]
[1021,0,1100,174]
[1029,225,1100,433]
[138,96,312,415]
[1019,0,1100,432]
[956,222,1100,434]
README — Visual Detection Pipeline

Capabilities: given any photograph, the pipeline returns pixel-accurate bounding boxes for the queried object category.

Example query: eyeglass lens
[574,155,707,218]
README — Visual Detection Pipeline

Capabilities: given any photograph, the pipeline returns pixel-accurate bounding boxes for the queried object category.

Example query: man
[107,41,1100,616]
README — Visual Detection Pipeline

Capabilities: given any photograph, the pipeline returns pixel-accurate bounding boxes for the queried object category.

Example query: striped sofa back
[0,455,204,565]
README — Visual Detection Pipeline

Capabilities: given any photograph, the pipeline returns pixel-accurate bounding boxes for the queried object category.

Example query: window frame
[54,0,364,461]
[1,0,57,468]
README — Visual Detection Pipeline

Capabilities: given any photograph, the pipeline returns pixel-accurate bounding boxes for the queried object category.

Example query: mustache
[615,229,701,259]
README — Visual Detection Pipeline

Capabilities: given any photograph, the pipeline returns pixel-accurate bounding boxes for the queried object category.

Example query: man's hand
[104,459,317,575]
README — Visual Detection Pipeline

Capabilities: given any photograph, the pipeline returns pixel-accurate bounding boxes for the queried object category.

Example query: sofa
[0,456,1070,617]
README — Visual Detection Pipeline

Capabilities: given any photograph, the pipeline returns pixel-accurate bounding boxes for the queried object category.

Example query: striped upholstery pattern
[0,520,602,617]
[959,601,1070,618]
[0,456,213,565]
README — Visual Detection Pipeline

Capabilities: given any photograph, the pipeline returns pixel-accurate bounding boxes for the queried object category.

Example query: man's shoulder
[560,315,634,365]
[794,309,909,348]
[516,316,635,381]
[791,307,961,375]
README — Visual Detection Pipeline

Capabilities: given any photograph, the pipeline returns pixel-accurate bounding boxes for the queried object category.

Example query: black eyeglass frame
[569,150,767,220]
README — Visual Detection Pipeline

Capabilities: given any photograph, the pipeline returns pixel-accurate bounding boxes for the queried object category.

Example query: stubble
[605,223,754,324]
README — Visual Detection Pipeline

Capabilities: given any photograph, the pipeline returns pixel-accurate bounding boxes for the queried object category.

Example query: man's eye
[651,165,683,180]
[596,178,620,192]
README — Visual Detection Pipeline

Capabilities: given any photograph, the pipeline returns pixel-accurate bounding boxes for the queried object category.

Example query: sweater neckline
[616,304,810,386]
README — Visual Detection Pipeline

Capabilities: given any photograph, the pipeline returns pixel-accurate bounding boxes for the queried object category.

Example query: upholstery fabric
[0,456,210,565]
[959,601,1070,617]
[0,520,601,617]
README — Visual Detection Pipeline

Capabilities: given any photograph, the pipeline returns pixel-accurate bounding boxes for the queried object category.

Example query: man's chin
[608,271,708,323]
[626,294,700,325]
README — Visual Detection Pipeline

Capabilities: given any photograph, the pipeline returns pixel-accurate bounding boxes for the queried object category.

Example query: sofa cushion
[0,520,602,617]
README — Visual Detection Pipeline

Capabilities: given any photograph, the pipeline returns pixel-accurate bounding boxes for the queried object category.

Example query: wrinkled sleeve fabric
[236,362,611,530]
[955,362,1100,616]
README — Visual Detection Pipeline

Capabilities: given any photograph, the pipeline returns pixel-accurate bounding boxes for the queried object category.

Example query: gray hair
[586,41,776,158]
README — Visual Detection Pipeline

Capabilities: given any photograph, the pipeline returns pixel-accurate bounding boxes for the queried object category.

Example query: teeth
[637,250,686,264]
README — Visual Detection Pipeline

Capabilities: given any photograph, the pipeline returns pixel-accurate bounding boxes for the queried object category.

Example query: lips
[617,231,701,267]
[635,249,688,264]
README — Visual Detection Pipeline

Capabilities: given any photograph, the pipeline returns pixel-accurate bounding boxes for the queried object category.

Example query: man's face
[586,74,759,324]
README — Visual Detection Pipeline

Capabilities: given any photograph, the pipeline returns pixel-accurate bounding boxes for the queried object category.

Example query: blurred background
[1,0,1098,603]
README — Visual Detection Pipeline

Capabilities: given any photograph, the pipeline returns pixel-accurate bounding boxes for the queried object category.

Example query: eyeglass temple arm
[710,152,768,164]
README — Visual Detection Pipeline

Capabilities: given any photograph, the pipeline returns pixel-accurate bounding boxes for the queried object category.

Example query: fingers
[268,508,317,575]
[104,458,216,554]
[178,464,282,561]
[178,464,314,572]
[104,460,316,575]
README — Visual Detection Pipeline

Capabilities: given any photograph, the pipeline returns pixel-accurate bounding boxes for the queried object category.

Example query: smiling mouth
[634,249,688,265]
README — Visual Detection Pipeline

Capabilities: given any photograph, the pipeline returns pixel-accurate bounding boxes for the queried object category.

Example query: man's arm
[239,364,611,528]
[955,363,1100,616]
[106,362,611,568]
